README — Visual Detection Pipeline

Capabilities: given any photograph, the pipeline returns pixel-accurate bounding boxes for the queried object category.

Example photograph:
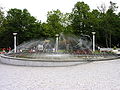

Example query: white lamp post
[13,33,17,53]
[55,34,59,53]
[92,32,96,52]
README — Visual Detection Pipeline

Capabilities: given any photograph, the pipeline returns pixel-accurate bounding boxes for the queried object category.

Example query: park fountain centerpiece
[0,33,119,66]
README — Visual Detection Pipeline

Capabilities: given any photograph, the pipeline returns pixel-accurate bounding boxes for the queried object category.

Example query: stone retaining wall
[0,54,86,67]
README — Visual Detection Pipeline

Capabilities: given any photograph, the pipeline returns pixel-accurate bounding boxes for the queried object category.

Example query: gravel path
[0,58,120,90]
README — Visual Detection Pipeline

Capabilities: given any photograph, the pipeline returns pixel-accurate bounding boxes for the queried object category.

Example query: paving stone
[0,57,120,90]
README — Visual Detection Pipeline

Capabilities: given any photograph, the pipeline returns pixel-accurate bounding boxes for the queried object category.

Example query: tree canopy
[0,8,42,48]
[0,1,120,48]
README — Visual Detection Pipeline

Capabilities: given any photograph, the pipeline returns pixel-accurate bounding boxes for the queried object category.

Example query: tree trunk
[105,34,108,48]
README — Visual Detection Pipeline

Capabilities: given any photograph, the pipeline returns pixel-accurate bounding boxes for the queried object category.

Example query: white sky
[0,0,120,22]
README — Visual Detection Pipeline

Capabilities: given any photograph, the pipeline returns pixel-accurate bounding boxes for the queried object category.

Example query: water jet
[0,33,119,66]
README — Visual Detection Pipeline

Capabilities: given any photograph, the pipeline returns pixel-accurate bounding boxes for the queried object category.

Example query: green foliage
[0,8,43,48]
[98,1,119,47]
[0,1,120,49]
[43,9,64,37]
[0,7,4,27]
[70,1,91,35]
[0,6,5,32]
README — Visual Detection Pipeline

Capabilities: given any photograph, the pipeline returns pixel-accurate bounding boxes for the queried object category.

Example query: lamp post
[55,34,59,53]
[92,32,96,52]
[13,33,17,53]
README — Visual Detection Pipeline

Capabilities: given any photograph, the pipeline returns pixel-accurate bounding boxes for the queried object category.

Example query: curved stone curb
[87,56,120,62]
[0,54,88,67]
[0,54,120,67]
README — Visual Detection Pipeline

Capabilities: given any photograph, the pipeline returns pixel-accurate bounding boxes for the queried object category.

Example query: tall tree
[0,7,4,28]
[0,6,6,48]
[1,8,42,48]
[70,1,90,35]
[43,9,64,37]
[100,1,118,47]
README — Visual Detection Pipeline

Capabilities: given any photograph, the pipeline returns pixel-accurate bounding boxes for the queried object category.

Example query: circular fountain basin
[0,54,89,67]
[0,33,119,66]
[0,53,119,67]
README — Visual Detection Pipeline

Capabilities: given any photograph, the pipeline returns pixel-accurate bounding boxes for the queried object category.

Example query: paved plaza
[0,57,120,90]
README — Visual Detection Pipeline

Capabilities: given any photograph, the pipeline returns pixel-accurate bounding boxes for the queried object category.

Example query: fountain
[0,33,119,66]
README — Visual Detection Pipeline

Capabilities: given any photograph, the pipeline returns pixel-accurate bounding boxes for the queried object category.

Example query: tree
[1,8,42,48]
[88,9,103,46]
[0,6,6,48]
[0,6,5,32]
[42,9,64,37]
[0,1,119,49]
[99,1,119,47]
[0,7,4,28]
[70,1,91,35]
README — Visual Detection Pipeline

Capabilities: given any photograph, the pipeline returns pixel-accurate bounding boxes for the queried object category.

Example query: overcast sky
[0,0,120,22]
